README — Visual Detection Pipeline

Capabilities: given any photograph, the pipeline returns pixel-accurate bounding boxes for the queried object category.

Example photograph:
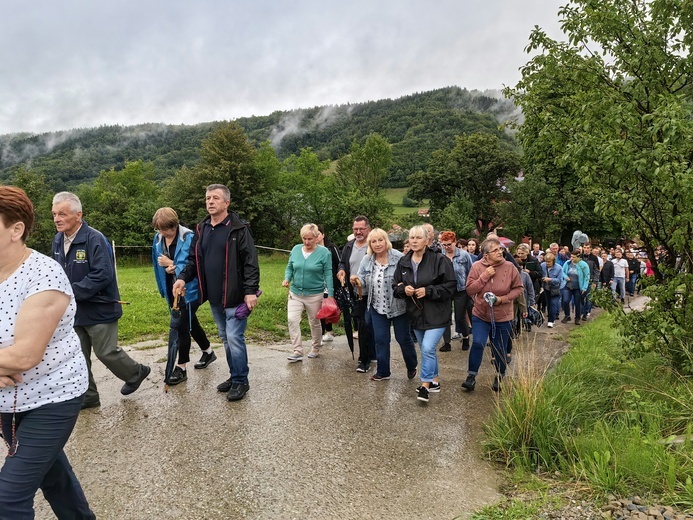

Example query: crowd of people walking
[0,182,654,516]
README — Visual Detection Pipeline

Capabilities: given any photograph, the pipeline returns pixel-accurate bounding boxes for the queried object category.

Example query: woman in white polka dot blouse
[0,186,95,519]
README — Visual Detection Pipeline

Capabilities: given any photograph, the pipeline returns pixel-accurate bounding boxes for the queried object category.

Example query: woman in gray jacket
[351,228,417,382]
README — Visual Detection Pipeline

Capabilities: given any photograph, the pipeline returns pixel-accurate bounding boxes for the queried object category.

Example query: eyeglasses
[486,248,502,255]
[352,228,368,232]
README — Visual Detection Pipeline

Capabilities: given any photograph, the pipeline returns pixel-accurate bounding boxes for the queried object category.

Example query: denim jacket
[356,249,406,319]
[450,247,473,292]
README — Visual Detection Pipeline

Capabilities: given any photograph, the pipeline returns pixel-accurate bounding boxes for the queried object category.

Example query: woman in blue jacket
[152,208,213,385]
[560,249,590,326]
[541,252,564,328]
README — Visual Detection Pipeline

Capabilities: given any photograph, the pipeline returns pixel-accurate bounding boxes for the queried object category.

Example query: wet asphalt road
[27,334,507,519]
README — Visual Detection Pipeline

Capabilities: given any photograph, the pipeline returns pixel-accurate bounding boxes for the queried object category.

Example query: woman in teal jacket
[283,223,335,362]
[152,208,213,385]
[560,249,590,326]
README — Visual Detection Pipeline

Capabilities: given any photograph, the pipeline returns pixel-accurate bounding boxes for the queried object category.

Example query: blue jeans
[413,328,445,383]
[547,294,561,323]
[210,303,249,384]
[369,309,417,377]
[562,287,582,319]
[626,273,638,295]
[468,317,513,377]
[0,395,95,519]
[582,285,593,317]
[612,277,626,300]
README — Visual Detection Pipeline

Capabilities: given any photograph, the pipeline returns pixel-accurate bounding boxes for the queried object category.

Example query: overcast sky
[0,0,565,135]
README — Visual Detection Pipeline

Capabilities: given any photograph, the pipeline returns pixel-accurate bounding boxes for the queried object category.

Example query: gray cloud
[0,0,564,135]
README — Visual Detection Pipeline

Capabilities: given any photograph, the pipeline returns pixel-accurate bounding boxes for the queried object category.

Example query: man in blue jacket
[52,192,151,409]
[173,184,260,402]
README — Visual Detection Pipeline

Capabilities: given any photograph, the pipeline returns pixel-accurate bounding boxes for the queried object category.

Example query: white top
[371,262,390,315]
[0,251,88,413]
[612,258,629,278]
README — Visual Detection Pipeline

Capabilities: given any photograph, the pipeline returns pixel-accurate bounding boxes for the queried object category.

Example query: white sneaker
[451,332,461,340]
[547,322,554,328]
[322,333,334,342]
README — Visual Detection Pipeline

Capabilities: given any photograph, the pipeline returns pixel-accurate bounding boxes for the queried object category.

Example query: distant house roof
[417,208,430,217]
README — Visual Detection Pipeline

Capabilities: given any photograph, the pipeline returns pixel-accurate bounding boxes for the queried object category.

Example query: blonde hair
[544,252,556,265]
[409,225,427,240]
[366,228,392,255]
[300,223,320,238]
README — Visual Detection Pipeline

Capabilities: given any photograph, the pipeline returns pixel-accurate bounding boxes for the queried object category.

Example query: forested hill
[0,86,517,190]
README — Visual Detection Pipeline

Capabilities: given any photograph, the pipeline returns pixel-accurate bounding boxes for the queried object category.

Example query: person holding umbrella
[393,226,456,403]
[152,208,214,386]
[351,228,417,382]
[463,237,524,393]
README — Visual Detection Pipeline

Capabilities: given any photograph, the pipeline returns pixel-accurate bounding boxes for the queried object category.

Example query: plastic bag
[316,297,341,324]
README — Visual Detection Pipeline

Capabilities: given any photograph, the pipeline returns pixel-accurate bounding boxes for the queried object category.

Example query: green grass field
[118,253,341,345]
[384,187,428,216]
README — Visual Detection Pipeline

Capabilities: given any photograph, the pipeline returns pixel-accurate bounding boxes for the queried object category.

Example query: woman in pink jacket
[463,237,524,392]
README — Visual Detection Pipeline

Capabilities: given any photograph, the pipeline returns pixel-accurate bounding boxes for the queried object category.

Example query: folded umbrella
[164,294,181,392]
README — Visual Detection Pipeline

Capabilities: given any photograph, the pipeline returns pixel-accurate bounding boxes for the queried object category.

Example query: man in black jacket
[52,192,150,409]
[174,184,260,401]
[337,215,375,373]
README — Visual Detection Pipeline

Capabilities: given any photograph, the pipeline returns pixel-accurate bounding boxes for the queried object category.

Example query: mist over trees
[0,86,515,191]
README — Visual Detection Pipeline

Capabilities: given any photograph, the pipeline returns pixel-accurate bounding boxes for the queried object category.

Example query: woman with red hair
[0,186,94,518]
[438,231,474,351]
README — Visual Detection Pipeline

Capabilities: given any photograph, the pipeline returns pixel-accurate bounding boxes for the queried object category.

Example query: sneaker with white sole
[428,381,441,393]
[416,386,429,402]
[287,353,303,363]
[547,322,554,328]
[307,350,319,359]
[322,333,334,342]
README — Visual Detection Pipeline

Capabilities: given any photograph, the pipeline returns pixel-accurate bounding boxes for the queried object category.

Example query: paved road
[28,334,506,520]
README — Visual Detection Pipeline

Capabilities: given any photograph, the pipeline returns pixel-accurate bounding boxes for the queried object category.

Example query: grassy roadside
[117,253,333,345]
[470,313,693,518]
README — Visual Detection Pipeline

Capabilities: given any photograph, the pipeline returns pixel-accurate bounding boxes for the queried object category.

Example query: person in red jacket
[463,237,524,392]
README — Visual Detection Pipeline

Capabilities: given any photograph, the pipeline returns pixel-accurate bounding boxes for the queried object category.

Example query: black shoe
[461,337,470,351]
[492,375,502,393]
[416,386,429,402]
[439,343,451,352]
[574,319,580,326]
[561,316,571,323]
[120,365,151,395]
[428,381,441,393]
[461,374,476,391]
[194,350,217,369]
[356,362,369,373]
[581,315,588,321]
[227,382,249,401]
[167,366,187,386]
[81,400,101,410]
[217,378,233,392]
[407,368,417,380]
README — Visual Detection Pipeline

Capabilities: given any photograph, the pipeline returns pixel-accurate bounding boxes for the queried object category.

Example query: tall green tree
[78,160,161,247]
[507,0,692,274]
[332,134,394,239]
[408,132,520,235]
[507,0,693,374]
[163,121,261,227]
[335,133,392,196]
